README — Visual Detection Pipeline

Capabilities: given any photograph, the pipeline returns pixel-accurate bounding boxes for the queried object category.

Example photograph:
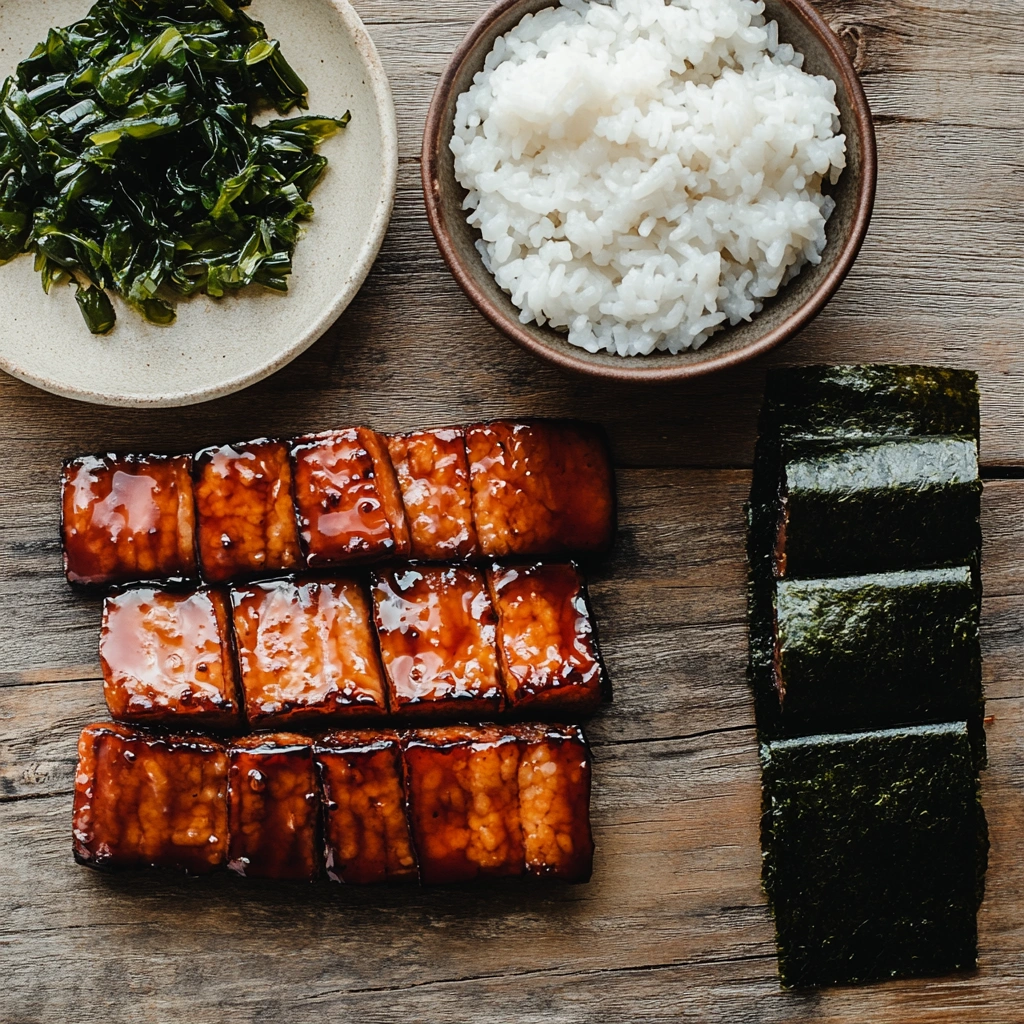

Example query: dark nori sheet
[760,722,988,988]
[774,566,981,736]
[758,365,980,444]
[772,436,981,580]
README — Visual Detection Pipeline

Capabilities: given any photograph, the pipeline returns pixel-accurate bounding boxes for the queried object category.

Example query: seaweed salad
[0,0,349,333]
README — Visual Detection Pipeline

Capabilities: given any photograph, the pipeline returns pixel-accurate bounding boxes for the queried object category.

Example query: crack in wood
[307,951,779,1000]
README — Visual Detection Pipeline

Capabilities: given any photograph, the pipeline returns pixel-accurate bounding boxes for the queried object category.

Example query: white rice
[450,0,847,357]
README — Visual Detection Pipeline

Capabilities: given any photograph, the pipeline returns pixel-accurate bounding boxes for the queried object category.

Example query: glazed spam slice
[193,439,302,583]
[231,577,388,728]
[61,453,197,587]
[761,722,986,987]
[104,564,608,731]
[315,730,418,884]
[402,724,594,884]
[488,562,605,716]
[466,421,615,558]
[401,725,527,884]
[62,420,617,591]
[764,436,981,580]
[72,723,228,873]
[516,724,595,881]
[291,428,411,568]
[227,733,320,881]
[372,566,504,720]
[100,586,242,729]
[386,427,478,560]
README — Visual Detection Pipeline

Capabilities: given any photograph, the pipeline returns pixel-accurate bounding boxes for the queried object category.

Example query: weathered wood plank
[0,1,1022,466]
[1,698,1021,1023]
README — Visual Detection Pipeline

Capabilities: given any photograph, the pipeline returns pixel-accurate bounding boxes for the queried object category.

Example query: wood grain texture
[1,474,1021,1022]
[0,0,1022,1020]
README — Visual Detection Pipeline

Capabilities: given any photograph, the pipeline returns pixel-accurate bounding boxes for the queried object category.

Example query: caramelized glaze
[193,439,301,583]
[61,454,197,587]
[101,587,242,728]
[402,726,525,884]
[231,577,387,727]
[372,567,503,720]
[227,733,319,880]
[516,724,594,881]
[488,562,603,715]
[72,723,228,873]
[466,421,615,557]
[291,428,411,568]
[315,731,417,884]
[71,722,594,884]
[386,428,478,560]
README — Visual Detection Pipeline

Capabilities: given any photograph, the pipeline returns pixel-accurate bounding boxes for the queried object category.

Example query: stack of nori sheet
[746,365,988,987]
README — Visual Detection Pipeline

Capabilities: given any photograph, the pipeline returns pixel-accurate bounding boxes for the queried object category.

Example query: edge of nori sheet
[760,722,988,988]
[758,365,980,444]
[747,574,783,738]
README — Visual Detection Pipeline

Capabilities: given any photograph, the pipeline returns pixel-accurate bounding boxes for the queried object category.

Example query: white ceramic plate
[0,0,397,407]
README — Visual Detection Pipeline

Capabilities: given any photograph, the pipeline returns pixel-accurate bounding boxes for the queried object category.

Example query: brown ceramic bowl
[422,0,877,382]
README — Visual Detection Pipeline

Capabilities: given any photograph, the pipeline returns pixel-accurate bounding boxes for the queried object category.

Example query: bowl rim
[422,0,878,383]
[0,0,399,408]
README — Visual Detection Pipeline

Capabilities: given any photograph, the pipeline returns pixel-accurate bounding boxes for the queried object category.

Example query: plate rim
[0,0,399,408]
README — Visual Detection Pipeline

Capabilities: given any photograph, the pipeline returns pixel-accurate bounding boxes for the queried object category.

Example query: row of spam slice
[746,365,988,988]
[73,722,593,884]
[101,561,607,731]
[61,419,615,588]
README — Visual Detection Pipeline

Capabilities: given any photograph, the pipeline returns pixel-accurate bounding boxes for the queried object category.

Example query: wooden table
[1,1,1022,1020]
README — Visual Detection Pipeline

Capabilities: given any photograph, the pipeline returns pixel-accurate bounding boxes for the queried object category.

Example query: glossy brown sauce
[488,562,603,713]
[193,440,301,583]
[72,723,593,883]
[315,731,417,884]
[62,454,197,586]
[100,587,241,727]
[386,428,478,560]
[372,567,503,719]
[402,726,525,884]
[231,578,387,727]
[72,723,228,873]
[227,734,319,880]
[291,428,410,568]
[466,421,615,557]
[517,725,594,881]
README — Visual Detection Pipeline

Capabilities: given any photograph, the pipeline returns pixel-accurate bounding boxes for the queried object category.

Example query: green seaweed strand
[0,0,350,333]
